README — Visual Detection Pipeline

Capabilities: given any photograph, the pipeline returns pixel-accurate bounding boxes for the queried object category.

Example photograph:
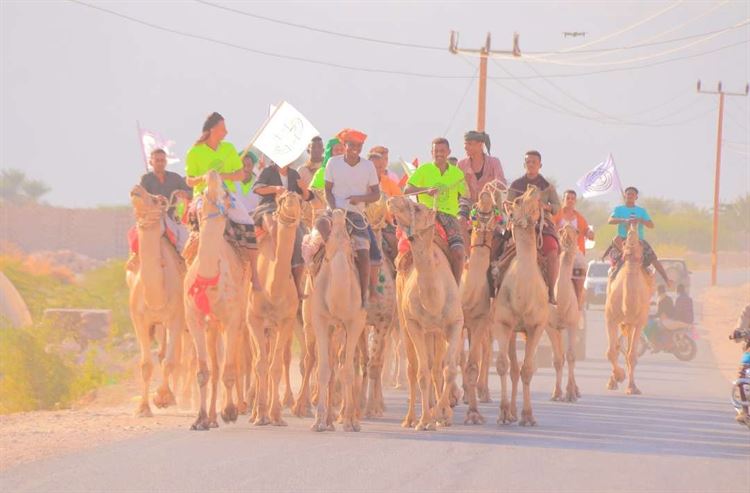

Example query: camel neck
[196,216,224,279]
[267,219,297,298]
[513,226,538,264]
[412,234,443,311]
[138,224,167,310]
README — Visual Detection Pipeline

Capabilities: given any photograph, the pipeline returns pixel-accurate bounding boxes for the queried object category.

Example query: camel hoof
[135,403,153,418]
[564,391,578,403]
[606,376,619,390]
[401,416,416,428]
[311,420,327,432]
[153,388,176,409]
[343,420,361,432]
[575,387,581,398]
[208,419,219,428]
[415,420,436,431]
[550,390,563,402]
[190,419,210,431]
[465,409,485,425]
[271,418,288,427]
[614,367,626,383]
[519,413,537,427]
[237,401,249,415]
[254,415,271,426]
[221,404,238,423]
[626,385,642,395]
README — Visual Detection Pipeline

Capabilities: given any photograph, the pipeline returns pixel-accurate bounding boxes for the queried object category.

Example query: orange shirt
[552,209,589,254]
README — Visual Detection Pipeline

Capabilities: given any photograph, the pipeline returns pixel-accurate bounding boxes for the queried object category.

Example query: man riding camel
[605,186,670,285]
[404,137,468,285]
[552,189,594,310]
[506,150,561,304]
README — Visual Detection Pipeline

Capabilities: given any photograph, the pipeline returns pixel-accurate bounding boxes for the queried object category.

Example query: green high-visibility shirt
[407,162,467,217]
[185,141,242,194]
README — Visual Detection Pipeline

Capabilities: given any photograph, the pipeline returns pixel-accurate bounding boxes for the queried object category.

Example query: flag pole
[239,101,284,163]
[610,153,625,199]
[136,120,149,171]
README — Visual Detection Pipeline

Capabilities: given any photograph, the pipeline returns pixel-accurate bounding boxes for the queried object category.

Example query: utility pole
[449,32,521,132]
[696,80,749,286]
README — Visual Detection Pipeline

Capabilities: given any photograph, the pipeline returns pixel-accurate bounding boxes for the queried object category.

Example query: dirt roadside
[699,283,750,383]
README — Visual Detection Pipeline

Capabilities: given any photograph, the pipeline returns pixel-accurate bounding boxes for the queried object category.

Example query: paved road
[2,270,749,492]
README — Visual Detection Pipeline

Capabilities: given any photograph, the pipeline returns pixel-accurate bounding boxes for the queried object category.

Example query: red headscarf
[337,128,367,144]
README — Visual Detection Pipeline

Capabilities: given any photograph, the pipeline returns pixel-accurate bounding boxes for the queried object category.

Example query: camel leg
[478,330,492,403]
[431,334,447,408]
[179,330,198,411]
[464,321,486,425]
[342,314,366,432]
[493,325,515,424]
[248,315,271,426]
[187,310,211,430]
[565,327,579,402]
[281,333,295,410]
[626,326,642,395]
[312,317,333,432]
[206,327,221,428]
[392,322,408,389]
[460,328,469,405]
[132,314,154,418]
[606,322,625,390]
[436,320,462,427]
[508,333,520,422]
[405,323,435,431]
[293,305,316,418]
[547,327,565,401]
[268,322,294,426]
[355,331,368,415]
[154,316,181,409]
[401,328,418,429]
[219,317,240,424]
[366,321,389,418]
[519,326,543,426]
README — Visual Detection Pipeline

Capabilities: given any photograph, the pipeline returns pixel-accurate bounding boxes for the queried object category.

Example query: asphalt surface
[2,269,748,493]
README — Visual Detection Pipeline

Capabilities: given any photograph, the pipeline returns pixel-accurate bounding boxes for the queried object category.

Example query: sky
[1,0,748,209]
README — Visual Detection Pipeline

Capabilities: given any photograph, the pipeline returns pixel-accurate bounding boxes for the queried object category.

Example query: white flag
[251,101,319,167]
[576,154,623,198]
[138,122,180,169]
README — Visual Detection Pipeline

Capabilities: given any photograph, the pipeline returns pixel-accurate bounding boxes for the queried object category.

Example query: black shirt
[657,295,675,319]
[251,165,310,207]
[140,171,192,200]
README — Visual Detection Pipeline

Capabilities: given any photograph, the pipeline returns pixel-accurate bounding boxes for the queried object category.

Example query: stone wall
[1,203,133,260]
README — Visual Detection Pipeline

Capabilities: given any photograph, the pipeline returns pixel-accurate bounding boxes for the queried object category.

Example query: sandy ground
[700,282,750,383]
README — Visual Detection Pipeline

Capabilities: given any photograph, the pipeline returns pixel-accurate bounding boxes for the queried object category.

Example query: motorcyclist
[732,304,750,425]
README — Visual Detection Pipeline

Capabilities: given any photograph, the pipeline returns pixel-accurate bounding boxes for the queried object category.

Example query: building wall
[1,203,133,260]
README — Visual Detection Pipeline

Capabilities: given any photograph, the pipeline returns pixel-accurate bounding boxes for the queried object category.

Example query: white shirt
[233,180,260,224]
[324,155,379,212]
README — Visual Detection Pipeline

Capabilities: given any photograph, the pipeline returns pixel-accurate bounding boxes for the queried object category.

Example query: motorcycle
[729,328,750,429]
[618,316,698,361]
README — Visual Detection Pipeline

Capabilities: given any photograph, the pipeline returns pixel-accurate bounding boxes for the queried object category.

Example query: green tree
[21,179,51,202]
[0,169,51,204]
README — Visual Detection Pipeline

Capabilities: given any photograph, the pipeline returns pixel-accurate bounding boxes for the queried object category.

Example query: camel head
[482,178,507,211]
[558,225,579,254]
[130,184,167,226]
[387,195,435,242]
[622,223,643,263]
[506,185,541,230]
[275,190,303,226]
[364,194,388,230]
[470,190,499,247]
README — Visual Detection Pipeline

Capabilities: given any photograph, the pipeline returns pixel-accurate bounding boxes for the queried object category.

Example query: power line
[68,1,748,82]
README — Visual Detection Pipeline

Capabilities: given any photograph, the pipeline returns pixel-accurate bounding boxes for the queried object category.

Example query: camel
[362,196,398,418]
[491,185,549,426]
[604,223,653,395]
[388,196,463,431]
[126,185,186,417]
[547,225,582,402]
[308,209,367,432]
[460,189,498,424]
[245,190,303,426]
[183,170,247,430]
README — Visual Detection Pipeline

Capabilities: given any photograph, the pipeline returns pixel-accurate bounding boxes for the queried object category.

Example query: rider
[404,137,468,285]
[506,150,561,304]
[552,189,594,310]
[606,186,670,285]
[732,304,750,424]
[319,128,381,308]
[252,157,313,299]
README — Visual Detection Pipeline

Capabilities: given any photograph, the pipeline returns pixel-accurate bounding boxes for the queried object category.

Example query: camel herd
[127,173,653,432]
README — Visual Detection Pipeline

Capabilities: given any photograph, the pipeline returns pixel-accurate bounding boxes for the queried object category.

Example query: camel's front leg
[248,314,271,425]
[366,320,389,418]
[282,329,295,410]
[606,321,625,390]
[519,326,544,426]
[565,325,579,402]
[220,317,241,424]
[626,325,642,395]
[478,329,492,403]
[463,320,487,425]
[206,327,221,428]
[401,328,418,429]
[437,319,463,427]
[546,326,564,401]
[493,323,514,424]
[132,313,154,418]
[155,315,181,409]
[311,317,333,432]
[185,308,210,430]
[342,313,367,431]
[293,301,316,418]
[269,321,294,426]
[509,333,520,422]
[405,322,435,431]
